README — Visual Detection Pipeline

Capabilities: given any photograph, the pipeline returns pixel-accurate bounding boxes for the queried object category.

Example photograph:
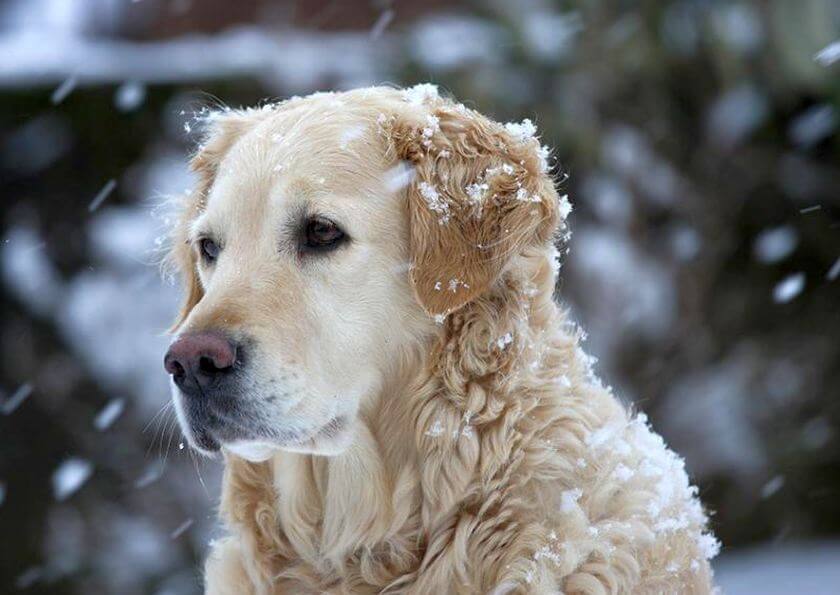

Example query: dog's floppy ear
[167,112,254,331]
[386,102,566,318]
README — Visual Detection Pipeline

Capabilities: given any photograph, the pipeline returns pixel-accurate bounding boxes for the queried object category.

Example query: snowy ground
[715,541,840,595]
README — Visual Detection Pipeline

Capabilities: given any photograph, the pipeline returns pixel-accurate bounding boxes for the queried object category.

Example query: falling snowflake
[827,257,840,282]
[1,382,33,415]
[772,272,805,303]
[52,458,93,501]
[814,40,840,66]
[94,398,125,431]
[50,76,78,105]
[170,518,194,540]
[88,178,117,213]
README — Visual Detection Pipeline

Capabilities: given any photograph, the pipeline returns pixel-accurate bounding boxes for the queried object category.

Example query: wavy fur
[170,86,718,594]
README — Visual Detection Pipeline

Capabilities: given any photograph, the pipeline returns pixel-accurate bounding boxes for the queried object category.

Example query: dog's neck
[218,246,582,588]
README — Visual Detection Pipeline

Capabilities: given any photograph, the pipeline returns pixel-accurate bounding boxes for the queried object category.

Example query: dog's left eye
[302,217,346,252]
[199,238,221,263]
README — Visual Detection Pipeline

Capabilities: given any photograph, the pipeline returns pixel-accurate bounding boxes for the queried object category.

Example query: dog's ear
[167,112,254,331]
[386,102,566,317]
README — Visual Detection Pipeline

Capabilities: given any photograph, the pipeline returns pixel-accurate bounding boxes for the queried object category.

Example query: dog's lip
[216,415,349,457]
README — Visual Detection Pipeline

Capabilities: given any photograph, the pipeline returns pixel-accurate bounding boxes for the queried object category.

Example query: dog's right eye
[199,238,221,264]
[301,216,347,253]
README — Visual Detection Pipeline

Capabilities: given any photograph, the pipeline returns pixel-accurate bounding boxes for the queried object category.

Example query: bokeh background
[1,0,839,593]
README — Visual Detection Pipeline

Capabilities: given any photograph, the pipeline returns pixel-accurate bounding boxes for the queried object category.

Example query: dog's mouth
[176,392,350,459]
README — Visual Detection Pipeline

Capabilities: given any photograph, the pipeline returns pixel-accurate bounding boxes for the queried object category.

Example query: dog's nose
[164,331,237,393]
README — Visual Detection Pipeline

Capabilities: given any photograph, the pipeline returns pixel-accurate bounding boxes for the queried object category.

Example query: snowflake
[516,187,541,202]
[505,118,537,141]
[403,83,440,105]
[425,419,445,437]
[560,488,582,513]
[466,182,489,204]
[558,194,573,219]
[422,114,440,147]
[496,333,514,350]
[418,182,450,224]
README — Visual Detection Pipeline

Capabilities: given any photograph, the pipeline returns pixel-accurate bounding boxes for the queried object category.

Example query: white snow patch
[465,182,489,204]
[715,541,840,595]
[613,463,634,482]
[421,114,440,147]
[557,194,572,219]
[560,488,582,513]
[447,278,468,292]
[505,118,537,142]
[402,83,439,105]
[515,187,541,202]
[496,333,514,350]
[418,181,450,223]
[425,419,444,438]
[698,532,722,560]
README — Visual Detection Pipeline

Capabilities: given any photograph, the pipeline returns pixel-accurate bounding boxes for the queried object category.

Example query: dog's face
[165,88,561,459]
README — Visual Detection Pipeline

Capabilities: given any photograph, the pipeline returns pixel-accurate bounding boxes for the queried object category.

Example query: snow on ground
[715,541,840,595]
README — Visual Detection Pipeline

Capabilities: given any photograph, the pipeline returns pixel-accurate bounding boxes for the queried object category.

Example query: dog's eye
[199,238,220,263]
[303,217,346,252]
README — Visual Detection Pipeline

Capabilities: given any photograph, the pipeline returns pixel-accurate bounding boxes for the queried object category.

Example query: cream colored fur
[168,86,719,594]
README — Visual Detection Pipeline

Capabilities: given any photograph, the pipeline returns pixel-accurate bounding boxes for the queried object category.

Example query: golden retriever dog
[163,85,719,594]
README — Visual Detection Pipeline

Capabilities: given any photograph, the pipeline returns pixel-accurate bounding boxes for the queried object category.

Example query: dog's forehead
[208,105,397,221]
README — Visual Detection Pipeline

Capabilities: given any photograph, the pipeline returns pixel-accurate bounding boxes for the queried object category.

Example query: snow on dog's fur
[166,85,719,594]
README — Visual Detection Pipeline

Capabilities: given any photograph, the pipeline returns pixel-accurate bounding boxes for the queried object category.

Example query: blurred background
[1,0,839,593]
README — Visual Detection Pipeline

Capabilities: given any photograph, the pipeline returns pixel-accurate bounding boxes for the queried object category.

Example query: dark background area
[1,1,839,593]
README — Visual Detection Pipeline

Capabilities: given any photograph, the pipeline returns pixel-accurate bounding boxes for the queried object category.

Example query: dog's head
[164,86,565,459]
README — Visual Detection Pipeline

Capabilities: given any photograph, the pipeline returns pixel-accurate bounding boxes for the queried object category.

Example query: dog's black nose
[164,331,237,394]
